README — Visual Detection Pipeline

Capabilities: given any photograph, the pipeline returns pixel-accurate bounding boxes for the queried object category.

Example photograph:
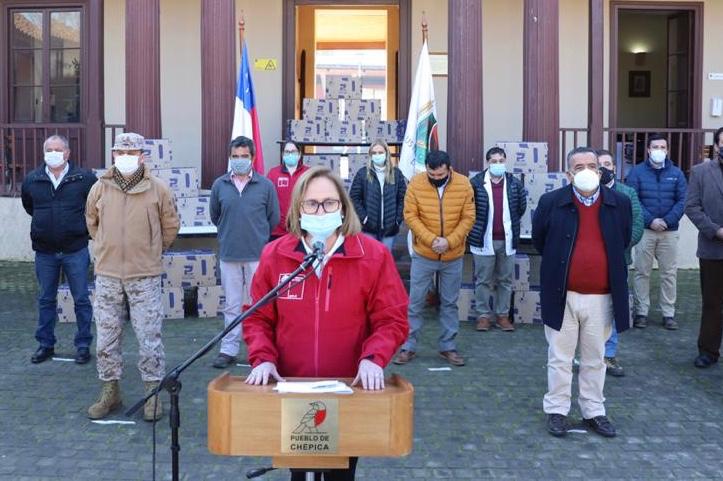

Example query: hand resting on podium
[244,359,385,391]
[245,361,285,385]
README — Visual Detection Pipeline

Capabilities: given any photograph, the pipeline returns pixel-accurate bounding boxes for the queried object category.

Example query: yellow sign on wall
[254,58,278,71]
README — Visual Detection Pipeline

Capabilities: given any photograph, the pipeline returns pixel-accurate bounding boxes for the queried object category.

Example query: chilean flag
[231,41,264,172]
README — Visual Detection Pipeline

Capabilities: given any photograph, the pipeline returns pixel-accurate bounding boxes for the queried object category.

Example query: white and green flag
[399,40,439,180]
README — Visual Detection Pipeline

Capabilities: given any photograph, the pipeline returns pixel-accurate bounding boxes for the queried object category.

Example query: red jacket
[267,164,310,237]
[243,233,409,378]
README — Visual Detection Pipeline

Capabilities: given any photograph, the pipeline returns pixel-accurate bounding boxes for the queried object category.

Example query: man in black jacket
[469,147,527,331]
[21,135,97,364]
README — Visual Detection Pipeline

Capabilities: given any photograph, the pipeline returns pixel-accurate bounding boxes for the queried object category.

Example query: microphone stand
[126,247,323,481]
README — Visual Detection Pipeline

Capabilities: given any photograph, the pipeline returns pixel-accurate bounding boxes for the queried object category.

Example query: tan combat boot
[143,381,163,422]
[87,380,122,419]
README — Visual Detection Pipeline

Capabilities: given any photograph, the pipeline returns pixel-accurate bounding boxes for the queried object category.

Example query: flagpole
[238,11,245,49]
[421,11,428,44]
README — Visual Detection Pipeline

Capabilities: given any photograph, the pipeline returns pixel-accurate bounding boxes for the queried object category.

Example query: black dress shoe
[547,414,568,437]
[694,354,717,368]
[31,346,55,364]
[212,353,237,369]
[75,348,91,365]
[583,415,616,437]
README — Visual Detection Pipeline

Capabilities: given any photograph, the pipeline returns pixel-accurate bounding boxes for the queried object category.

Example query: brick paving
[1,260,722,480]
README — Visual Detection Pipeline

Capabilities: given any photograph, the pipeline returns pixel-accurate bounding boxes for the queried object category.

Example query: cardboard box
[325,119,363,143]
[143,139,173,169]
[495,142,549,174]
[162,250,218,287]
[162,287,185,320]
[458,282,495,321]
[458,283,476,321]
[287,119,326,143]
[303,154,339,171]
[513,254,530,291]
[366,120,406,143]
[525,172,570,205]
[152,168,200,198]
[197,285,226,318]
[302,99,339,121]
[520,207,533,238]
[57,283,95,324]
[177,196,213,227]
[345,154,368,180]
[341,99,381,125]
[528,254,541,288]
[325,75,362,99]
[513,288,542,324]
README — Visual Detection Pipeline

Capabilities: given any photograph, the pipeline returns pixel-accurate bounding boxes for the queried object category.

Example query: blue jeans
[35,247,93,349]
[605,324,618,358]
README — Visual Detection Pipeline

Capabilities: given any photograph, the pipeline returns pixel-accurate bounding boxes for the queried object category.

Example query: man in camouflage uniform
[85,132,180,421]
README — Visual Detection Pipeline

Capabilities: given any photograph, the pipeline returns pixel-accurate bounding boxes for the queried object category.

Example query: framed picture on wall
[629,70,651,97]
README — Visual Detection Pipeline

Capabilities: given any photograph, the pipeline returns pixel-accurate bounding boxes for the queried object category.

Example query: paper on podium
[273,380,353,394]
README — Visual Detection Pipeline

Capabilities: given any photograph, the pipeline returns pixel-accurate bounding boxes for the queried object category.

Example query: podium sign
[281,399,339,454]
[208,373,414,470]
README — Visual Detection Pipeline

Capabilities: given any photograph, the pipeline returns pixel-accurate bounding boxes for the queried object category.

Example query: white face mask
[114,155,140,175]
[572,168,600,193]
[44,151,65,169]
[649,149,666,166]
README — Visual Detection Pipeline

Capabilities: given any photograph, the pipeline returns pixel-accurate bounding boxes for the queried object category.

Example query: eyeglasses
[301,198,341,214]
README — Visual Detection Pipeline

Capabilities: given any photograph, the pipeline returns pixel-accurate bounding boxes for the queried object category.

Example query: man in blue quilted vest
[625,133,687,330]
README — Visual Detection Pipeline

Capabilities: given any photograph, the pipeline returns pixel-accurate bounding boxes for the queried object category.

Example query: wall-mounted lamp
[634,52,647,66]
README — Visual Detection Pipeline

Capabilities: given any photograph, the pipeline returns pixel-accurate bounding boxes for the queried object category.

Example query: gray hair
[566,147,598,169]
[43,134,70,151]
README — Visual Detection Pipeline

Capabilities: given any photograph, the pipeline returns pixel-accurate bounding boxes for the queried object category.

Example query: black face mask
[599,166,615,186]
[428,176,448,188]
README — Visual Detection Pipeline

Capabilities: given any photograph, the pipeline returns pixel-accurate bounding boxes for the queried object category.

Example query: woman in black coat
[349,139,407,250]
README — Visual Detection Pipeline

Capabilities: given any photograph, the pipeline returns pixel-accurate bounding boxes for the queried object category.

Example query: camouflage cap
[112,132,145,151]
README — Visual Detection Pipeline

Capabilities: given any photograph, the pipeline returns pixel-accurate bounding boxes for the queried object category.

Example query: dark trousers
[290,457,358,481]
[697,259,723,359]
[34,247,93,349]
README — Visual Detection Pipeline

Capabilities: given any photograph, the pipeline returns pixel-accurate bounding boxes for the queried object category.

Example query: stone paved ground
[1,260,722,480]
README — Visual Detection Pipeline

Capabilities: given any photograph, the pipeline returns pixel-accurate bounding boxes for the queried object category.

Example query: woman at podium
[242,167,409,480]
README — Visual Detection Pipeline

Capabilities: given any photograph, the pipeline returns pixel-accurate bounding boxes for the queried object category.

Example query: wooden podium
[208,373,414,470]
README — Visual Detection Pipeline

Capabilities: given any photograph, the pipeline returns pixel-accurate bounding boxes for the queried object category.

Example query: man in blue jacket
[626,134,687,330]
[533,147,632,438]
[21,135,97,364]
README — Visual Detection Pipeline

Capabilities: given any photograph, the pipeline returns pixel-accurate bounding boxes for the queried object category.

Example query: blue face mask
[488,163,506,177]
[229,157,252,175]
[371,154,386,166]
[300,211,343,243]
[283,153,300,168]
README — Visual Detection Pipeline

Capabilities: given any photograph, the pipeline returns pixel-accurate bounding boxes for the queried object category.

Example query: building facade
[1,0,721,263]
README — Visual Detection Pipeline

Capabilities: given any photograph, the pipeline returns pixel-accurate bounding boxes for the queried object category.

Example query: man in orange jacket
[394,150,475,366]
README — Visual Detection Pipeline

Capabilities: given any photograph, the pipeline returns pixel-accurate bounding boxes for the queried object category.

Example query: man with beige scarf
[85,132,180,421]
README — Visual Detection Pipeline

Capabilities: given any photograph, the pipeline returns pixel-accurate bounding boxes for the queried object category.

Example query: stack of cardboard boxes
[95,139,214,229]
[457,142,551,325]
[59,139,218,323]
[287,75,406,189]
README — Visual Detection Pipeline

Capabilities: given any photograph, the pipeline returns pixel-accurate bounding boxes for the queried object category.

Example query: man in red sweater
[532,147,632,439]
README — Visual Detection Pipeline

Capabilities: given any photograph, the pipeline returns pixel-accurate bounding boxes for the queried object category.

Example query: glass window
[9,8,83,123]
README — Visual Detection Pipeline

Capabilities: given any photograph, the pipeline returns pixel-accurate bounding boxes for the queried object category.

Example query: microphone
[312,240,325,262]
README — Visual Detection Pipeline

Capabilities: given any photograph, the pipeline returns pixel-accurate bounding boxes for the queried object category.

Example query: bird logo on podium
[292,401,327,434]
